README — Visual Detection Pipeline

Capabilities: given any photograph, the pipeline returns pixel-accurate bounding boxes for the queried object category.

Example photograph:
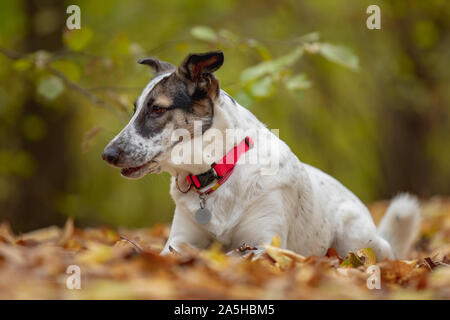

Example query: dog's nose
[102,146,121,165]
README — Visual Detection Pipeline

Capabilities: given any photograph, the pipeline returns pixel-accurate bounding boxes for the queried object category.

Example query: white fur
[156,91,421,261]
[110,72,172,145]
[105,73,174,177]
[105,71,420,259]
[103,73,419,261]
[377,194,421,259]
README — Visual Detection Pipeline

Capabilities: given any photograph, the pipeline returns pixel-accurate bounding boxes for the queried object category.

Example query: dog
[102,50,421,260]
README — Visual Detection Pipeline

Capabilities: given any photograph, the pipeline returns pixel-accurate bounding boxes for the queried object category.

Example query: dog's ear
[178,51,224,82]
[138,58,176,74]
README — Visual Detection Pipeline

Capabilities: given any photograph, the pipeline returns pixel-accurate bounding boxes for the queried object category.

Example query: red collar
[180,136,254,195]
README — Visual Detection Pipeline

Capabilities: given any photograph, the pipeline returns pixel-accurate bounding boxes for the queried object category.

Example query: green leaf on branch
[297,32,321,43]
[285,73,312,91]
[37,75,65,100]
[190,26,218,42]
[250,76,274,98]
[240,47,303,83]
[319,43,359,71]
[218,29,239,43]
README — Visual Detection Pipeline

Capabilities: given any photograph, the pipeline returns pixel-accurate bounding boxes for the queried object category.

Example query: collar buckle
[188,167,217,189]
[185,136,254,194]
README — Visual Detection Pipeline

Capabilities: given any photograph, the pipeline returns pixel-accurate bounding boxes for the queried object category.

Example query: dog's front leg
[161,207,212,255]
[230,196,289,258]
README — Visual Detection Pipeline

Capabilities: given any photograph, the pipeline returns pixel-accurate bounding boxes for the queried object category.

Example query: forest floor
[0,198,449,299]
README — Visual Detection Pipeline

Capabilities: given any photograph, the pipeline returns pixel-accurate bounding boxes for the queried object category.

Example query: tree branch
[0,46,127,123]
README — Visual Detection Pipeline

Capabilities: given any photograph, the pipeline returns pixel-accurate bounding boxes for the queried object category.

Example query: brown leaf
[58,217,74,246]
[326,247,343,264]
[0,222,16,244]
[379,260,419,285]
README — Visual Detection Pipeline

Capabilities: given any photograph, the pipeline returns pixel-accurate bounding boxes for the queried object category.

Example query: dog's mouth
[120,161,159,179]
[121,165,145,177]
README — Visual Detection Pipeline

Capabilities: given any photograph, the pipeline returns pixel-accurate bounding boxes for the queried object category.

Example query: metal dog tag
[195,207,212,225]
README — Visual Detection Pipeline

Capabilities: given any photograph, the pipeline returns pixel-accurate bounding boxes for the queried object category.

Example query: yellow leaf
[201,242,229,270]
[79,280,138,300]
[77,242,114,265]
[270,235,281,248]
[263,244,305,270]
[357,247,376,266]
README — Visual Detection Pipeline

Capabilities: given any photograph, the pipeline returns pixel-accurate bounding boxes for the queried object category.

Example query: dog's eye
[133,100,137,114]
[151,104,166,115]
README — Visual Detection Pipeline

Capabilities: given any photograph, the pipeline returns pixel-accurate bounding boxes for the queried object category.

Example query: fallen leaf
[58,217,74,246]
[263,244,306,270]
[270,235,281,248]
[77,242,114,265]
[357,248,376,266]
[340,252,363,268]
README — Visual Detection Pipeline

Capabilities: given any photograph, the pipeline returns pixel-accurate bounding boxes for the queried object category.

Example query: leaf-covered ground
[0,198,449,300]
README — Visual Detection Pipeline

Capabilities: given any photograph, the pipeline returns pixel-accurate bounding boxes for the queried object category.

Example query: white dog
[103,51,421,260]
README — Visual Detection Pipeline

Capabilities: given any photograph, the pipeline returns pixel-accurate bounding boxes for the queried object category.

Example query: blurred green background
[0,0,449,232]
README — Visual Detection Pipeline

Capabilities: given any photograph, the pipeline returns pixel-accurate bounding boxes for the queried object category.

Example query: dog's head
[102,51,224,179]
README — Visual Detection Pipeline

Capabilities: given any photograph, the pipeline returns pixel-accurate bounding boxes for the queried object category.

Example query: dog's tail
[377,193,421,259]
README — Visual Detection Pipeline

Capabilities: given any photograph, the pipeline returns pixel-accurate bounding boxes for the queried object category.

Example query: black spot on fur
[192,88,207,101]
[133,71,215,138]
[134,99,166,138]
[172,86,193,111]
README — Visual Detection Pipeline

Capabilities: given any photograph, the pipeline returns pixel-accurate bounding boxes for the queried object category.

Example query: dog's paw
[226,243,263,259]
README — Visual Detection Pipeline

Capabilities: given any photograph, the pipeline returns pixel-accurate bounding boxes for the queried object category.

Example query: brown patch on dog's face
[102,51,225,178]
[134,51,224,138]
